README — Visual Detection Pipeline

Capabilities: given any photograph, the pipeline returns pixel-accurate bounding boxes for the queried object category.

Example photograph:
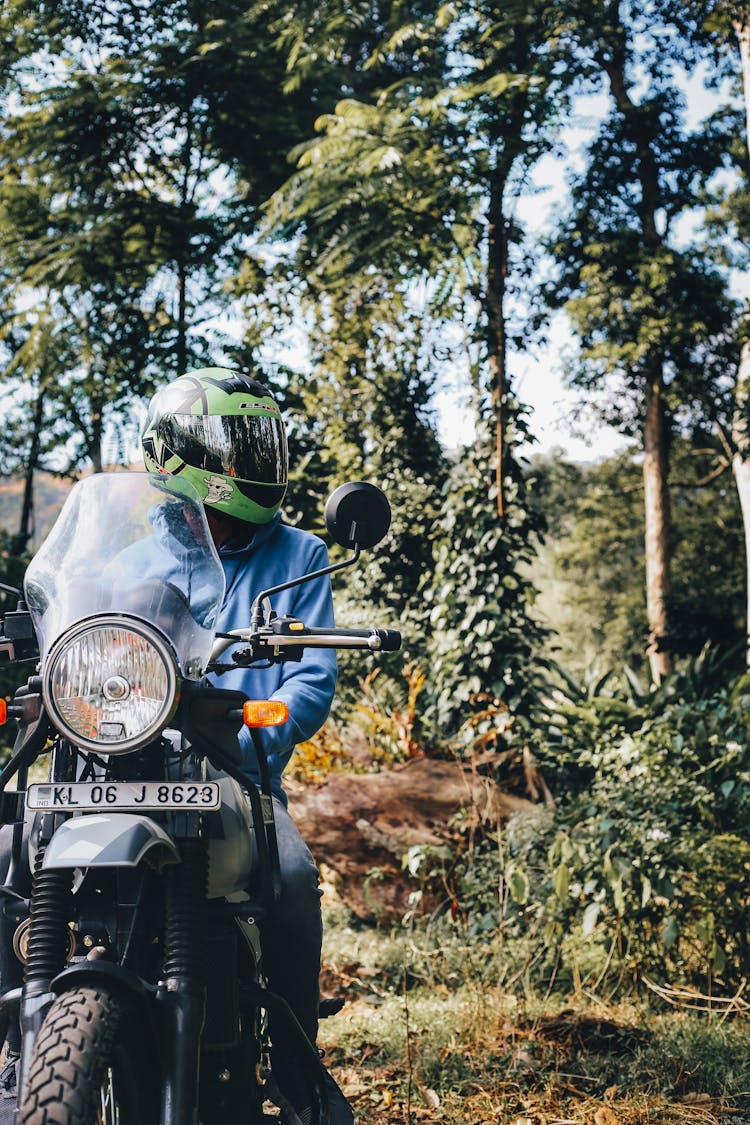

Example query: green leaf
[553,862,570,901]
[662,916,680,948]
[641,877,652,908]
[507,867,529,905]
[582,901,601,935]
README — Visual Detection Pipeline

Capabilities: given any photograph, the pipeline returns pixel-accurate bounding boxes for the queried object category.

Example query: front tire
[18,986,158,1125]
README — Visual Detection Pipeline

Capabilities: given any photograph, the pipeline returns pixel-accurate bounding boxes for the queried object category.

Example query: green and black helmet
[141,367,288,524]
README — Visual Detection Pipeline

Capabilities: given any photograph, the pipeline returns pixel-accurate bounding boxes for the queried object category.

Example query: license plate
[26,782,221,812]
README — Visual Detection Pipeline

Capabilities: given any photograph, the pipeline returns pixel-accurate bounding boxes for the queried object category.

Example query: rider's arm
[226,534,337,793]
[238,550,337,774]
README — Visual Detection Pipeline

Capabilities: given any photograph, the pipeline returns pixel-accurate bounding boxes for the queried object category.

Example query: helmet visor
[158,413,288,485]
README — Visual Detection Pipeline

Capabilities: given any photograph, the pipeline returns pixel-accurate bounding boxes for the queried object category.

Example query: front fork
[18,852,73,1097]
[158,837,208,1125]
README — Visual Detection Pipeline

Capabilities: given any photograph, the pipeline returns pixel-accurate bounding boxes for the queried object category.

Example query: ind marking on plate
[26,782,221,811]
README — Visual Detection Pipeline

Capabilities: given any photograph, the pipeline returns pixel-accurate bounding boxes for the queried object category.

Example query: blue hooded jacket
[206,513,338,804]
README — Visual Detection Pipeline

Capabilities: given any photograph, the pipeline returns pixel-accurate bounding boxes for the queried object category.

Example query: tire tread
[19,987,130,1125]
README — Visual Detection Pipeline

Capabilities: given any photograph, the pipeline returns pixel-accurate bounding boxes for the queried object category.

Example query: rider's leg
[264,799,355,1125]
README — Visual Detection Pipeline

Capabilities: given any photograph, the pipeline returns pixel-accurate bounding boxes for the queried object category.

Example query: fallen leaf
[421,1087,441,1109]
[594,1109,618,1125]
[604,1084,618,1101]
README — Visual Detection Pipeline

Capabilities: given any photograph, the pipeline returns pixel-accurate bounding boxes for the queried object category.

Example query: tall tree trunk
[89,389,104,473]
[733,13,750,665]
[733,341,750,665]
[484,61,529,522]
[176,106,194,378]
[643,367,673,680]
[735,14,750,155]
[15,380,45,554]
[176,258,187,378]
[486,168,507,521]
[600,3,672,680]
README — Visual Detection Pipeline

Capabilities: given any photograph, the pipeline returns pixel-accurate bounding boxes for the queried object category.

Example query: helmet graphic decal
[203,475,234,505]
[141,431,187,475]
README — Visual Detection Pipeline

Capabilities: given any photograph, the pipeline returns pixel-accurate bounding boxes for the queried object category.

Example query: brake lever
[210,617,303,664]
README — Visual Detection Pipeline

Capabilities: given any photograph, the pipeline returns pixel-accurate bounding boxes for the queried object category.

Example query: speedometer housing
[42,615,179,754]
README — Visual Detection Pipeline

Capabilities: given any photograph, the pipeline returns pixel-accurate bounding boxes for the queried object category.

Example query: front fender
[51,958,153,1000]
[49,961,162,1071]
[41,813,180,870]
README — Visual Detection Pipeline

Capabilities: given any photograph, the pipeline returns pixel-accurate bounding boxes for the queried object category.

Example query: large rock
[284,757,536,921]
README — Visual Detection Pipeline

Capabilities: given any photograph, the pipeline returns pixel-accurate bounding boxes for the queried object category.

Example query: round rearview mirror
[324,482,391,550]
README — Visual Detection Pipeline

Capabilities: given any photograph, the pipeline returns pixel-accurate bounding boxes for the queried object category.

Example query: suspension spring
[24,850,72,986]
[163,838,208,984]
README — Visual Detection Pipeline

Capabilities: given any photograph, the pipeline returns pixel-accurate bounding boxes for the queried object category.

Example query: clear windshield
[24,473,226,676]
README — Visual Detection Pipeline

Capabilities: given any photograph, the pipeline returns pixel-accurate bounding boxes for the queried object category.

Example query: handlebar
[281,626,402,651]
[210,619,402,663]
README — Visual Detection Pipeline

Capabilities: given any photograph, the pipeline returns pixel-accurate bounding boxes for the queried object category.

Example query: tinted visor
[158,413,288,485]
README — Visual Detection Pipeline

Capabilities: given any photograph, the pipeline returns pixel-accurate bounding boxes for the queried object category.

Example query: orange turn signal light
[0,699,6,725]
[242,700,289,728]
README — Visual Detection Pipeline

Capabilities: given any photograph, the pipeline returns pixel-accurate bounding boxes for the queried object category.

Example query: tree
[255,0,577,734]
[317,290,450,680]
[264,0,568,518]
[698,0,750,665]
[548,0,740,680]
[229,279,450,695]
[0,0,331,487]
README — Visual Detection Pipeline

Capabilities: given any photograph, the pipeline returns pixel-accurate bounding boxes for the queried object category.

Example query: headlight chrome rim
[42,615,180,754]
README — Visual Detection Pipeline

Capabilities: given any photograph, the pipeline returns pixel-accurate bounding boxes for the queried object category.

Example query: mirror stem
[250,543,361,630]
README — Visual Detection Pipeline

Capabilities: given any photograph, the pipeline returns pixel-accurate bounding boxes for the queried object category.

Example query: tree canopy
[0,0,748,724]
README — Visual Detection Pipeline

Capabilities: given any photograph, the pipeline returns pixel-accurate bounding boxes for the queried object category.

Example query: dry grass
[318,909,750,1125]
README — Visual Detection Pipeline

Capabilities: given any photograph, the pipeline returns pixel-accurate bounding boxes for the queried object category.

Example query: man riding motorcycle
[0,366,355,1125]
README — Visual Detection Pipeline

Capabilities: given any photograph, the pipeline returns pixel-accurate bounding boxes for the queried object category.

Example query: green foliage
[264,0,568,395]
[231,282,452,708]
[531,441,745,676]
[547,5,743,437]
[489,676,750,992]
[424,407,548,735]
[531,449,648,673]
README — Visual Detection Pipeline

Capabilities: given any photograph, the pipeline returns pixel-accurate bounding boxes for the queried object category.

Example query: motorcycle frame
[0,675,331,1125]
[0,476,398,1123]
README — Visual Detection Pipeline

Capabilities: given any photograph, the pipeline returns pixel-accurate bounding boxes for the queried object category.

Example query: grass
[317,905,750,1124]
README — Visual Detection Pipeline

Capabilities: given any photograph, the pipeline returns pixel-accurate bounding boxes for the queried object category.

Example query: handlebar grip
[373,629,401,651]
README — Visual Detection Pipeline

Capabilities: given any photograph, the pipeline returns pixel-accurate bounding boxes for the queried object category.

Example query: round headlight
[43,616,179,754]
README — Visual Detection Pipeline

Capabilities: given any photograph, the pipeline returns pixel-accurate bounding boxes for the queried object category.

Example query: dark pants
[265,798,324,1111]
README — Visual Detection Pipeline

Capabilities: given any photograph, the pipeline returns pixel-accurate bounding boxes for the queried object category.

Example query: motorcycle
[0,470,400,1125]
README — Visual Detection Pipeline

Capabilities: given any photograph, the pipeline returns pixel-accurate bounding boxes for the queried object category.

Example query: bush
[436,668,750,996]
[519,687,750,990]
